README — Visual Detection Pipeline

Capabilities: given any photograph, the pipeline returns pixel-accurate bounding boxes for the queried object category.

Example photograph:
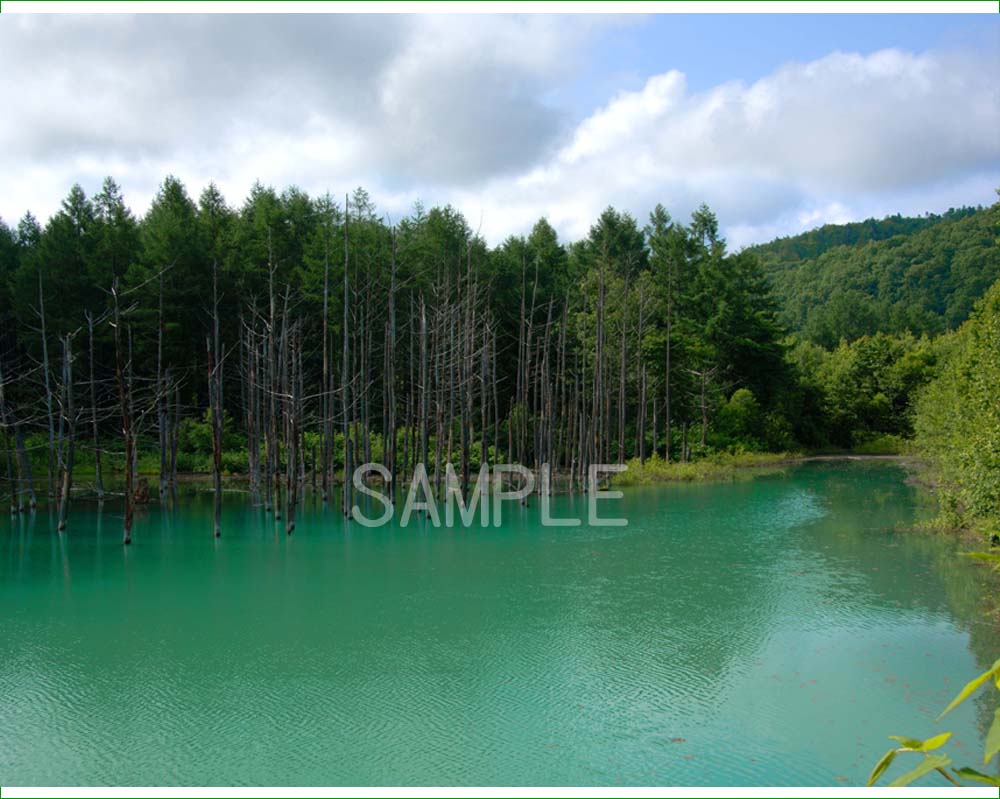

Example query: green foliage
[614,451,794,485]
[2,174,993,484]
[179,409,244,455]
[869,658,1000,787]
[851,434,909,455]
[717,389,762,445]
[11,184,105,343]
[915,279,1000,531]
[750,204,999,346]
[170,409,248,474]
[951,767,1000,787]
[788,331,939,448]
[750,208,976,265]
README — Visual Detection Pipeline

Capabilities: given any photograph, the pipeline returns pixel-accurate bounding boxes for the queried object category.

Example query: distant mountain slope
[747,204,999,347]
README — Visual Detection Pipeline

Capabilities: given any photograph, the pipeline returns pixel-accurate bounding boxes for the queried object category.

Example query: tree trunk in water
[112,280,135,545]
[419,296,429,483]
[209,341,222,539]
[157,271,168,500]
[264,228,277,518]
[243,317,260,502]
[57,335,75,531]
[0,357,36,511]
[86,312,104,501]
[0,376,20,512]
[617,274,629,464]
[362,291,373,469]
[14,422,36,511]
[284,322,298,535]
[664,283,672,462]
[2,427,14,514]
[169,378,180,501]
[592,254,606,475]
[341,196,353,519]
[387,228,397,489]
[208,260,223,538]
[321,228,331,502]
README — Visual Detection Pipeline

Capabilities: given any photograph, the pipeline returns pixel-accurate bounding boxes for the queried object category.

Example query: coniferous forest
[0,177,998,542]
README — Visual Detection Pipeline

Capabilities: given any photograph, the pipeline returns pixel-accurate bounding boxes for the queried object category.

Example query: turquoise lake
[1,461,996,786]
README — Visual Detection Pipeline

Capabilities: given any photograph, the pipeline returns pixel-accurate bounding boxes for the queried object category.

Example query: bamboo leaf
[985,707,1000,765]
[921,732,953,752]
[889,735,924,751]
[934,765,960,786]
[888,732,951,752]
[888,754,952,787]
[867,748,897,786]
[953,767,1000,787]
[938,660,1000,720]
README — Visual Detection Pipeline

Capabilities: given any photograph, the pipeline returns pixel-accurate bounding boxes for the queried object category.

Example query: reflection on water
[1,462,996,786]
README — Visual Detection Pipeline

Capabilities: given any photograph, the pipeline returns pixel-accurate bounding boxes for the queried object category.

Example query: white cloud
[459,47,1000,246]
[0,15,997,250]
[0,14,617,222]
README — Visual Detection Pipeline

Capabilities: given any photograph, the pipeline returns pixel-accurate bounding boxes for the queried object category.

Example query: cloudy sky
[1,12,998,247]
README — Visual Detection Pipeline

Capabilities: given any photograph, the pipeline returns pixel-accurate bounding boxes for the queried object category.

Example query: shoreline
[611,451,914,486]
[9,451,916,500]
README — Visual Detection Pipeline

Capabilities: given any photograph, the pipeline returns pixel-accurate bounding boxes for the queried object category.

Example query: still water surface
[1,462,995,785]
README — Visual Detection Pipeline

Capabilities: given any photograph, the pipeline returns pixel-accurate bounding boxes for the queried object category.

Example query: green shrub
[853,434,910,455]
[614,451,794,485]
[915,279,1000,533]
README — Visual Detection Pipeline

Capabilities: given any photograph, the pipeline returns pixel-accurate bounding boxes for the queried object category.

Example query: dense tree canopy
[0,177,997,540]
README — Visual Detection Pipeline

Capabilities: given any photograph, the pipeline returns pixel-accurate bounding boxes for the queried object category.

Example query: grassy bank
[610,445,923,486]
[612,451,799,485]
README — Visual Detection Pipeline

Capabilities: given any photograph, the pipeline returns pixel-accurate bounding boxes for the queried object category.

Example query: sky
[0,12,998,249]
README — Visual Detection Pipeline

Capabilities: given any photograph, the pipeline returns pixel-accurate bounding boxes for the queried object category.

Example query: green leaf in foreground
[867,748,897,786]
[985,707,1000,765]
[953,767,1000,787]
[938,659,1000,720]
[889,736,924,750]
[890,732,952,752]
[888,754,952,787]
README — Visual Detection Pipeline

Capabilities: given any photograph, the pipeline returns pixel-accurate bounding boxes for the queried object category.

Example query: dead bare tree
[84,311,105,500]
[0,350,37,512]
[284,321,299,535]
[341,195,353,518]
[157,270,168,500]
[207,260,224,538]
[37,273,57,497]
[56,333,77,531]
[385,227,397,487]
[111,278,135,545]
[617,272,630,463]
[321,221,332,502]
[0,355,34,512]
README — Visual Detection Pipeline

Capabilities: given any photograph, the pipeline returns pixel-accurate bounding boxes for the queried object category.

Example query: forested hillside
[750,207,978,265]
[749,205,1000,347]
